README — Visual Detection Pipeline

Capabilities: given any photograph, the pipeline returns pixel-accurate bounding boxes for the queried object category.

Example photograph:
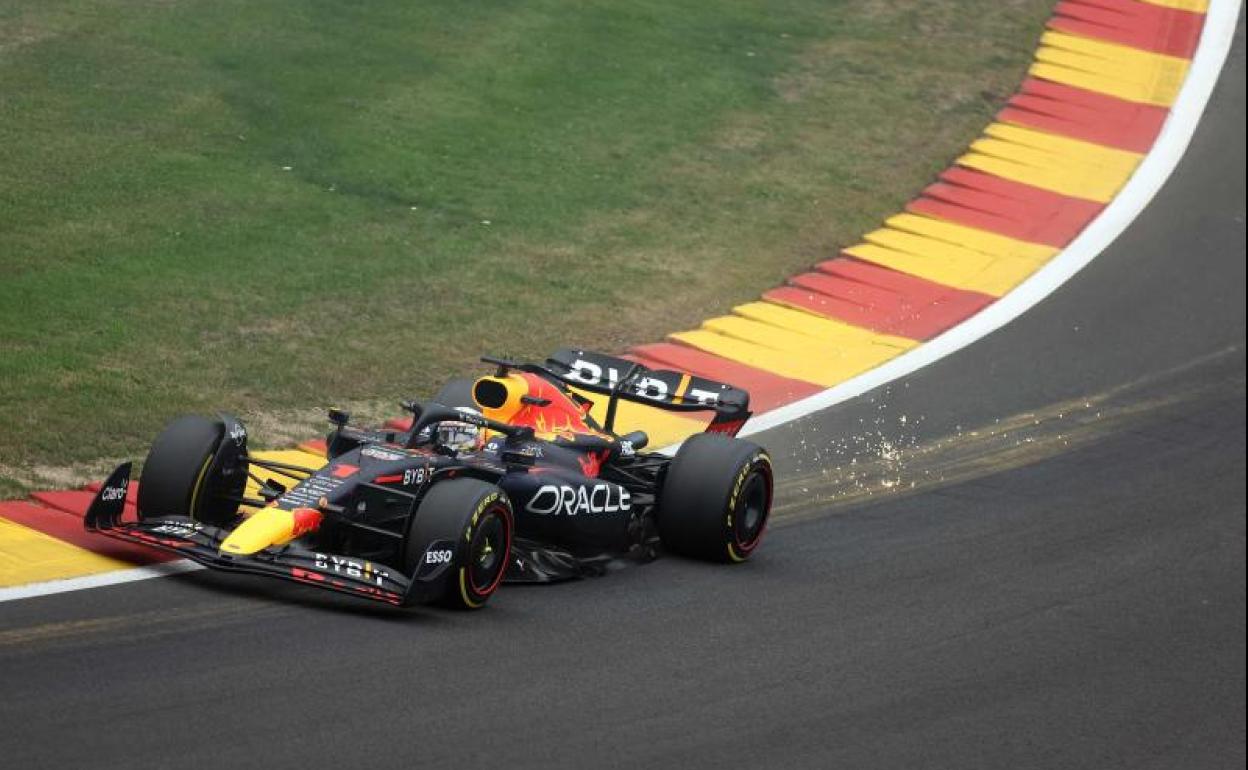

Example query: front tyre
[403,479,513,609]
[138,415,245,526]
[657,433,773,563]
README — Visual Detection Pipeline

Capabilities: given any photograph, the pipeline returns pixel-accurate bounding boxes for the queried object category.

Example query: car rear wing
[544,348,750,436]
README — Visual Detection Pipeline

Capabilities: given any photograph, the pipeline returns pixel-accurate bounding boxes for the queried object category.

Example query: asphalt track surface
[2,24,1245,770]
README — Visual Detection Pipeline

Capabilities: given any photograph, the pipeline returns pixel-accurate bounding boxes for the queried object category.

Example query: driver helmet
[435,407,485,452]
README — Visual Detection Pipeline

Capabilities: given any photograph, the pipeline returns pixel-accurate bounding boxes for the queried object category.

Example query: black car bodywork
[85,349,770,607]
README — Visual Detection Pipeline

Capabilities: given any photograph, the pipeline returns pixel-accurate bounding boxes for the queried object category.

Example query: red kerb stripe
[1050,0,1204,59]
[999,78,1168,153]
[765,258,996,341]
[627,343,823,411]
[0,500,172,564]
[908,167,1104,247]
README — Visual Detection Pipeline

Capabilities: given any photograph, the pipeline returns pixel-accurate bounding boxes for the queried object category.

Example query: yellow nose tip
[219,507,298,556]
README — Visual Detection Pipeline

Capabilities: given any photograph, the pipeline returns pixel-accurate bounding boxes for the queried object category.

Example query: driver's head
[435,407,485,451]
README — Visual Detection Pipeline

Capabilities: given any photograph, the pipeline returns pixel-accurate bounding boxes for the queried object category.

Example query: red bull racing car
[85,349,774,609]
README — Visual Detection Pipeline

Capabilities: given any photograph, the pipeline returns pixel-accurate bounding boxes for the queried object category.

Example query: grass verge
[0,0,1053,494]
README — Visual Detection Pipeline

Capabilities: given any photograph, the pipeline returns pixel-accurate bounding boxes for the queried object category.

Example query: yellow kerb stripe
[670,303,915,387]
[1030,30,1191,107]
[1138,0,1207,12]
[0,517,132,587]
[886,212,1057,260]
[958,122,1144,203]
[844,213,1058,297]
[731,301,916,351]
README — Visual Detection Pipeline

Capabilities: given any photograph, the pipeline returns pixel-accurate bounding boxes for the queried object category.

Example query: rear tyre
[657,433,773,563]
[403,479,513,609]
[138,415,244,526]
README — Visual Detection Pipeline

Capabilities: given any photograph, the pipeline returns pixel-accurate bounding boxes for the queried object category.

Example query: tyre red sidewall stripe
[468,503,513,598]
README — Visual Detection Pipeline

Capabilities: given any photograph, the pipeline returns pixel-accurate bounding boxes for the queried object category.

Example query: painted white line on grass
[2,0,1239,604]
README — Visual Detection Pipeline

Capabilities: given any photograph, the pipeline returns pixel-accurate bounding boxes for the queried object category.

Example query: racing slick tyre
[137,416,244,527]
[657,433,773,563]
[403,479,513,610]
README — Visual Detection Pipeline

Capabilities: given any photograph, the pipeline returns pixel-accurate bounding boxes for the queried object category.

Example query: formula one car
[85,349,773,609]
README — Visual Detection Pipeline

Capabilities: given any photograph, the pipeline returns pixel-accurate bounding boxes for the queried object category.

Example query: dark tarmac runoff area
[1,21,1244,770]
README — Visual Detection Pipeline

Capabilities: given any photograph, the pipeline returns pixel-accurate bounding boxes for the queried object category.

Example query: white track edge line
[738,0,1242,437]
[2,1,1240,603]
[0,560,203,603]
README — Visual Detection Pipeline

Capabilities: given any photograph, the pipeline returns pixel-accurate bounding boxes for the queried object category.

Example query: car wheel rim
[468,506,509,596]
[733,469,770,551]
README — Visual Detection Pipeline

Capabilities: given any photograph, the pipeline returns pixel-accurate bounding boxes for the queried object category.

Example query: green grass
[0,0,1053,494]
